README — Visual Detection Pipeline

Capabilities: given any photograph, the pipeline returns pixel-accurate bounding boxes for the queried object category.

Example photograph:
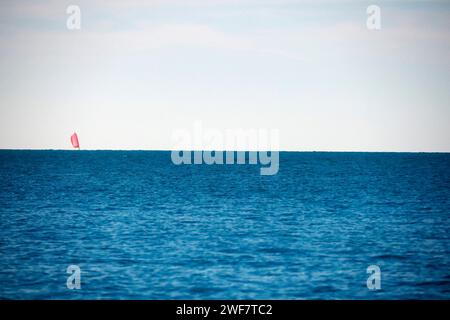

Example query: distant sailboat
[71,132,80,150]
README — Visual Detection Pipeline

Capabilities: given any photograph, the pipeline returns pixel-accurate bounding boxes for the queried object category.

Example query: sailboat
[71,132,80,150]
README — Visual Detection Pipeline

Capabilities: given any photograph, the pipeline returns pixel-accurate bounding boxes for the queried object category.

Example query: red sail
[71,133,80,149]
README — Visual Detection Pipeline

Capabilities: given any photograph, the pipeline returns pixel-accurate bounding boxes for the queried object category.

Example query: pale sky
[0,0,449,151]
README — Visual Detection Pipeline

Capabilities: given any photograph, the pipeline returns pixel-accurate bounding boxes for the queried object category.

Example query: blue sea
[0,150,449,299]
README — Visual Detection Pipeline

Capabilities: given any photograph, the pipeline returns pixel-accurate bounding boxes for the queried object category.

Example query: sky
[0,0,449,151]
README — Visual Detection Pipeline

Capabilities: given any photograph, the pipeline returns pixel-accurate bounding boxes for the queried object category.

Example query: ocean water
[0,150,449,299]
